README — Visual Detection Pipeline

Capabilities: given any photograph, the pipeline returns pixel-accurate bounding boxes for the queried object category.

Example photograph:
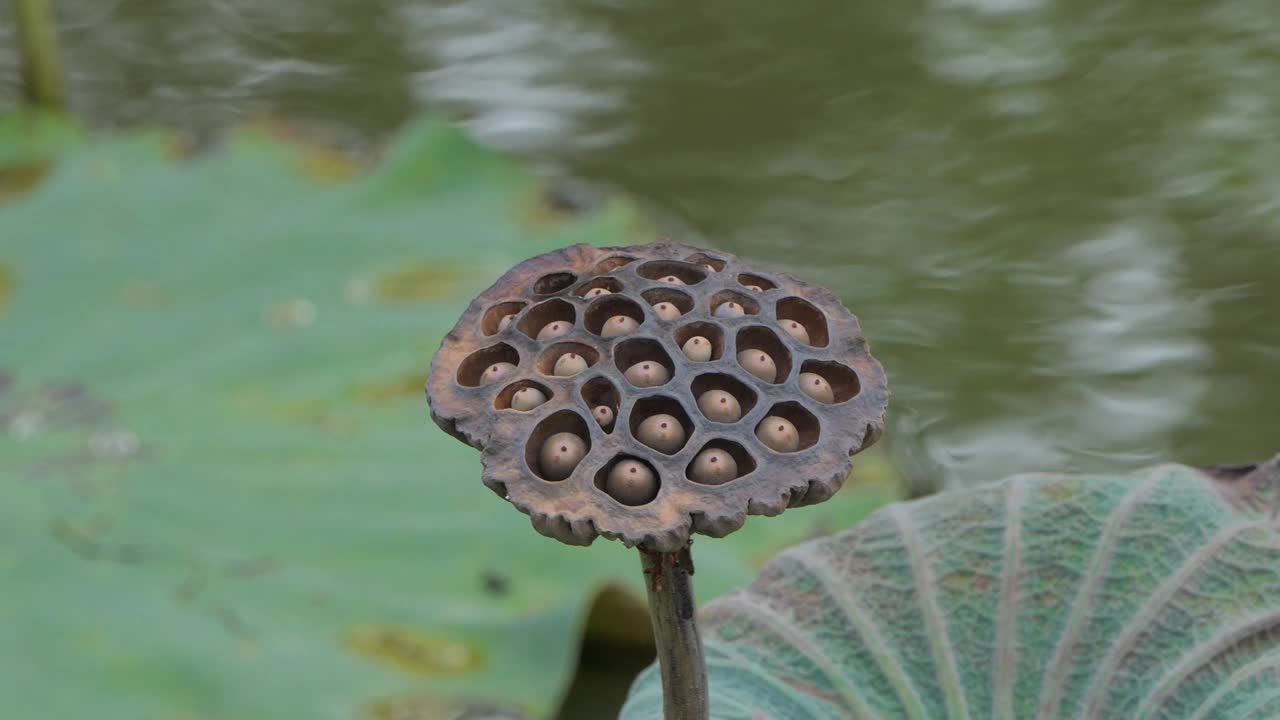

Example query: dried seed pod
[698,390,742,423]
[737,350,777,383]
[624,361,670,388]
[653,302,682,321]
[511,387,547,411]
[636,414,686,454]
[537,321,572,341]
[681,336,712,362]
[539,432,587,481]
[799,372,834,403]
[690,448,737,485]
[553,353,588,377]
[780,319,810,345]
[483,362,517,385]
[605,460,659,506]
[756,416,799,453]
[427,241,888,551]
[601,315,639,338]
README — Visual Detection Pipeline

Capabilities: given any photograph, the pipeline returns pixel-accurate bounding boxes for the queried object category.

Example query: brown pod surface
[427,242,889,551]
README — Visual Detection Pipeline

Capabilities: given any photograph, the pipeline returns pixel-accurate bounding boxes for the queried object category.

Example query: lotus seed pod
[483,362,517,385]
[537,321,572,341]
[605,460,659,506]
[539,432,587,481]
[780,319,810,345]
[681,336,713,362]
[624,361,670,387]
[584,287,611,299]
[593,405,615,429]
[653,302,682,321]
[601,315,639,338]
[713,301,745,319]
[658,275,685,285]
[744,284,765,292]
[497,314,516,332]
[698,389,742,423]
[510,387,547,411]
[737,350,777,383]
[636,413,686,454]
[690,448,737,485]
[799,372,834,403]
[553,352,588,377]
[755,416,800,453]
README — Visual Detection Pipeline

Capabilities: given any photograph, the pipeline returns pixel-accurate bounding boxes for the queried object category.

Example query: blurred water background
[3,0,1276,490]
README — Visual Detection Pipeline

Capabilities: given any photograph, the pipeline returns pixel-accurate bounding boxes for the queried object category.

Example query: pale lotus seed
[799,372,834,403]
[624,362,670,387]
[653,302,682,321]
[601,315,639,338]
[584,287,611,299]
[537,321,572,341]
[553,352,588,377]
[510,387,547,411]
[690,448,737,485]
[780,319,811,345]
[636,413,686,454]
[497,314,516,332]
[737,350,777,383]
[605,460,658,506]
[658,275,685,285]
[702,264,717,273]
[713,301,745,319]
[539,432,586,481]
[697,390,741,423]
[681,336,713,362]
[482,362,517,385]
[756,416,800,452]
[594,405,615,429]
[745,284,765,292]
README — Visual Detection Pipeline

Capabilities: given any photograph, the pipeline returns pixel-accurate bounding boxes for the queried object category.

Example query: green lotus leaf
[623,460,1280,719]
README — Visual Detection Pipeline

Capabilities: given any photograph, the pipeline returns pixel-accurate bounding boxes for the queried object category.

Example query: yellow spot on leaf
[355,373,428,404]
[344,625,484,677]
[0,263,13,314]
[0,163,51,204]
[265,299,317,328]
[375,262,462,302]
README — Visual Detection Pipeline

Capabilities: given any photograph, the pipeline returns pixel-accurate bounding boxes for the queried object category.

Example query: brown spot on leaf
[343,625,485,677]
[0,263,14,314]
[355,373,429,404]
[0,163,51,204]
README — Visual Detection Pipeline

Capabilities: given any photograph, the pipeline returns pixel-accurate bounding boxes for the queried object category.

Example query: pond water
[2,0,1277,489]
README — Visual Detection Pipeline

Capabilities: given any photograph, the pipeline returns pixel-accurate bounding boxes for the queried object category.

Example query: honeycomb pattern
[427,242,889,550]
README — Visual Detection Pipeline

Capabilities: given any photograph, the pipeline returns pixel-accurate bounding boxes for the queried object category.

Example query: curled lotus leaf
[623,458,1280,719]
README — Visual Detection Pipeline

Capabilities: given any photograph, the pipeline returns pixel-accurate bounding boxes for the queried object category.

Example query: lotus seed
[799,372,834,403]
[690,448,737,485]
[681,336,713,362]
[624,362,670,387]
[594,405,615,429]
[756,416,799,452]
[483,362,517,384]
[636,413,686,454]
[537,321,572,341]
[553,352,588,377]
[780,319,811,345]
[702,264,717,273]
[737,350,777,383]
[745,284,765,292]
[653,302,682,321]
[510,386,547,411]
[658,275,685,285]
[539,432,587,480]
[713,301,745,319]
[497,314,516,332]
[584,287,611,299]
[605,460,658,506]
[698,390,742,423]
[601,315,639,338]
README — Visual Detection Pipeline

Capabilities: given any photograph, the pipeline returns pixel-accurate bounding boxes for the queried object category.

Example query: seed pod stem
[639,545,709,720]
